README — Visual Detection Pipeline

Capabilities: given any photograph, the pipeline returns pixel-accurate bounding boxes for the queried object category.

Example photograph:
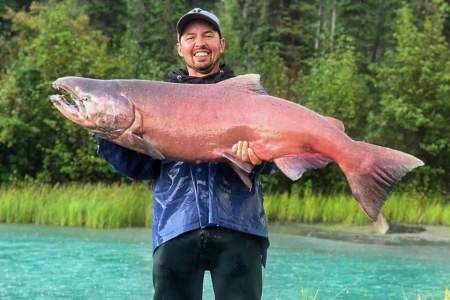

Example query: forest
[0,0,449,197]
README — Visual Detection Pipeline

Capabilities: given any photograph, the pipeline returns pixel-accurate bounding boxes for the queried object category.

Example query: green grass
[0,183,151,228]
[381,192,450,225]
[264,189,450,226]
[0,183,449,228]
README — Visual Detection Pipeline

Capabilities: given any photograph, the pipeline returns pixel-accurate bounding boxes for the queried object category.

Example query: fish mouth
[50,82,91,127]
[50,82,89,119]
[49,80,131,139]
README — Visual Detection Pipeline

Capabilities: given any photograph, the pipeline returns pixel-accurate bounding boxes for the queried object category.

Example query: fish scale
[50,74,424,220]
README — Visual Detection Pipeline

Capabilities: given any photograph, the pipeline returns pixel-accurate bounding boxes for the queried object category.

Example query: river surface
[0,224,449,299]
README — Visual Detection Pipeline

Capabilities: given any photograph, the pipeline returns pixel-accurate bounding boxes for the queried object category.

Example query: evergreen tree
[0,0,447,193]
[219,0,316,97]
[290,37,372,192]
[339,0,400,65]
[371,1,450,192]
[122,0,188,78]
[217,0,246,73]
[300,38,371,139]
[75,0,128,46]
[0,0,36,73]
[0,1,122,182]
[256,45,290,98]
[184,0,219,11]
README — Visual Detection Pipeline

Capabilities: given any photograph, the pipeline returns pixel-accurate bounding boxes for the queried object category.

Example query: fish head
[50,77,135,139]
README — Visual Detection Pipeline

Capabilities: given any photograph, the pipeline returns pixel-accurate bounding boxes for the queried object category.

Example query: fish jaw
[50,93,95,129]
[50,77,135,139]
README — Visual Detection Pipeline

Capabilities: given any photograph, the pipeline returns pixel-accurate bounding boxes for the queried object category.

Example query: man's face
[177,20,225,76]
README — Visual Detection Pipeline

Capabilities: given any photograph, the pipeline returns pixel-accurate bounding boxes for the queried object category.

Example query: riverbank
[1,183,449,228]
[268,222,450,246]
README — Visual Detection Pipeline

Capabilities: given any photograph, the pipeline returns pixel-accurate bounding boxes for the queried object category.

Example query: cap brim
[177,13,221,38]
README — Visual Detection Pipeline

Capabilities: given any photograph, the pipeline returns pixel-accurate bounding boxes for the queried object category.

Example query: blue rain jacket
[96,65,270,261]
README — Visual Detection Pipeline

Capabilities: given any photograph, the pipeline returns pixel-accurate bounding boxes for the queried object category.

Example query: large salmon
[50,74,423,220]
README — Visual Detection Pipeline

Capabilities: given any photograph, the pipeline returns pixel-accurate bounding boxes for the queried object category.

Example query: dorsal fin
[324,116,345,132]
[218,74,266,95]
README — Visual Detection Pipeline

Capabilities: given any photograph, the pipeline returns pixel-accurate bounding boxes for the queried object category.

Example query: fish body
[50,74,423,220]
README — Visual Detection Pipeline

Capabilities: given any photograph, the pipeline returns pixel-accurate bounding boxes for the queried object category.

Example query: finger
[248,148,262,165]
[232,143,237,154]
[237,141,243,158]
[241,141,249,161]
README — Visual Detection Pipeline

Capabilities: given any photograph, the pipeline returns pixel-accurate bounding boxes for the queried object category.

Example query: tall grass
[0,183,449,228]
[0,183,151,228]
[264,188,450,226]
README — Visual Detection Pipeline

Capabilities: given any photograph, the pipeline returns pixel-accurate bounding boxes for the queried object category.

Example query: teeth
[194,52,209,57]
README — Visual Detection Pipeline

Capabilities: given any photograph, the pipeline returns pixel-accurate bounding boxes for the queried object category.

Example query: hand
[231,141,262,166]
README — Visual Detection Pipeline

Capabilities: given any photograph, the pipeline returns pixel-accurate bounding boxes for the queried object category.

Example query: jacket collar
[166,64,235,84]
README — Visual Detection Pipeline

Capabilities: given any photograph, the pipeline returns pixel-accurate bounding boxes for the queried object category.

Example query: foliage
[255,45,290,98]
[0,0,448,196]
[121,0,188,77]
[338,0,400,64]
[288,38,372,192]
[370,1,450,192]
[0,0,35,73]
[0,1,121,182]
[299,37,371,138]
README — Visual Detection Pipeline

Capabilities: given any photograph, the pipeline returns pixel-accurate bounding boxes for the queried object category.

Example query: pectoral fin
[274,153,331,181]
[222,152,253,173]
[131,133,165,160]
[229,164,253,190]
[222,152,254,189]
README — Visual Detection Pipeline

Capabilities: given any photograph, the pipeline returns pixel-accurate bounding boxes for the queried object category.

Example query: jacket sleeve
[96,136,161,180]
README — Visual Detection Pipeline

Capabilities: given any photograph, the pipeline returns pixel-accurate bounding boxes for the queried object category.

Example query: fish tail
[343,141,424,220]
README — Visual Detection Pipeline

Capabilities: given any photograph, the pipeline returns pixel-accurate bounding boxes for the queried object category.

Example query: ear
[176,42,183,57]
[220,38,226,54]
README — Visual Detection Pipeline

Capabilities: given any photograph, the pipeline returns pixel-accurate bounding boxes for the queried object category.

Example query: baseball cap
[176,8,222,41]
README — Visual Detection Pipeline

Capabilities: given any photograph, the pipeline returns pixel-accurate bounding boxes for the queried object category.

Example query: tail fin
[343,142,424,220]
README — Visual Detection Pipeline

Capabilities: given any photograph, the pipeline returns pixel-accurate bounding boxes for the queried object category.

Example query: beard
[189,60,217,74]
[187,49,221,75]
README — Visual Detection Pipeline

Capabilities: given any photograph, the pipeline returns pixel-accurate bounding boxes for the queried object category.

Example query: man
[96,8,270,300]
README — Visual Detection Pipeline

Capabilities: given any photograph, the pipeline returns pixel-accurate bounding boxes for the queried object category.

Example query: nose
[193,36,207,47]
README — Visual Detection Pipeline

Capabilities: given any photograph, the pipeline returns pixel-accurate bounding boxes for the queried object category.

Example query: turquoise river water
[0,224,449,299]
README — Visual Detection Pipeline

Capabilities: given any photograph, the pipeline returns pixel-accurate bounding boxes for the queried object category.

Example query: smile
[194,51,210,57]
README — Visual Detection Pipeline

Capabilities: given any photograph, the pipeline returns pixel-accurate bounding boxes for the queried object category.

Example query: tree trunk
[370,0,385,62]
[330,0,337,51]
[242,1,253,72]
[314,0,324,54]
